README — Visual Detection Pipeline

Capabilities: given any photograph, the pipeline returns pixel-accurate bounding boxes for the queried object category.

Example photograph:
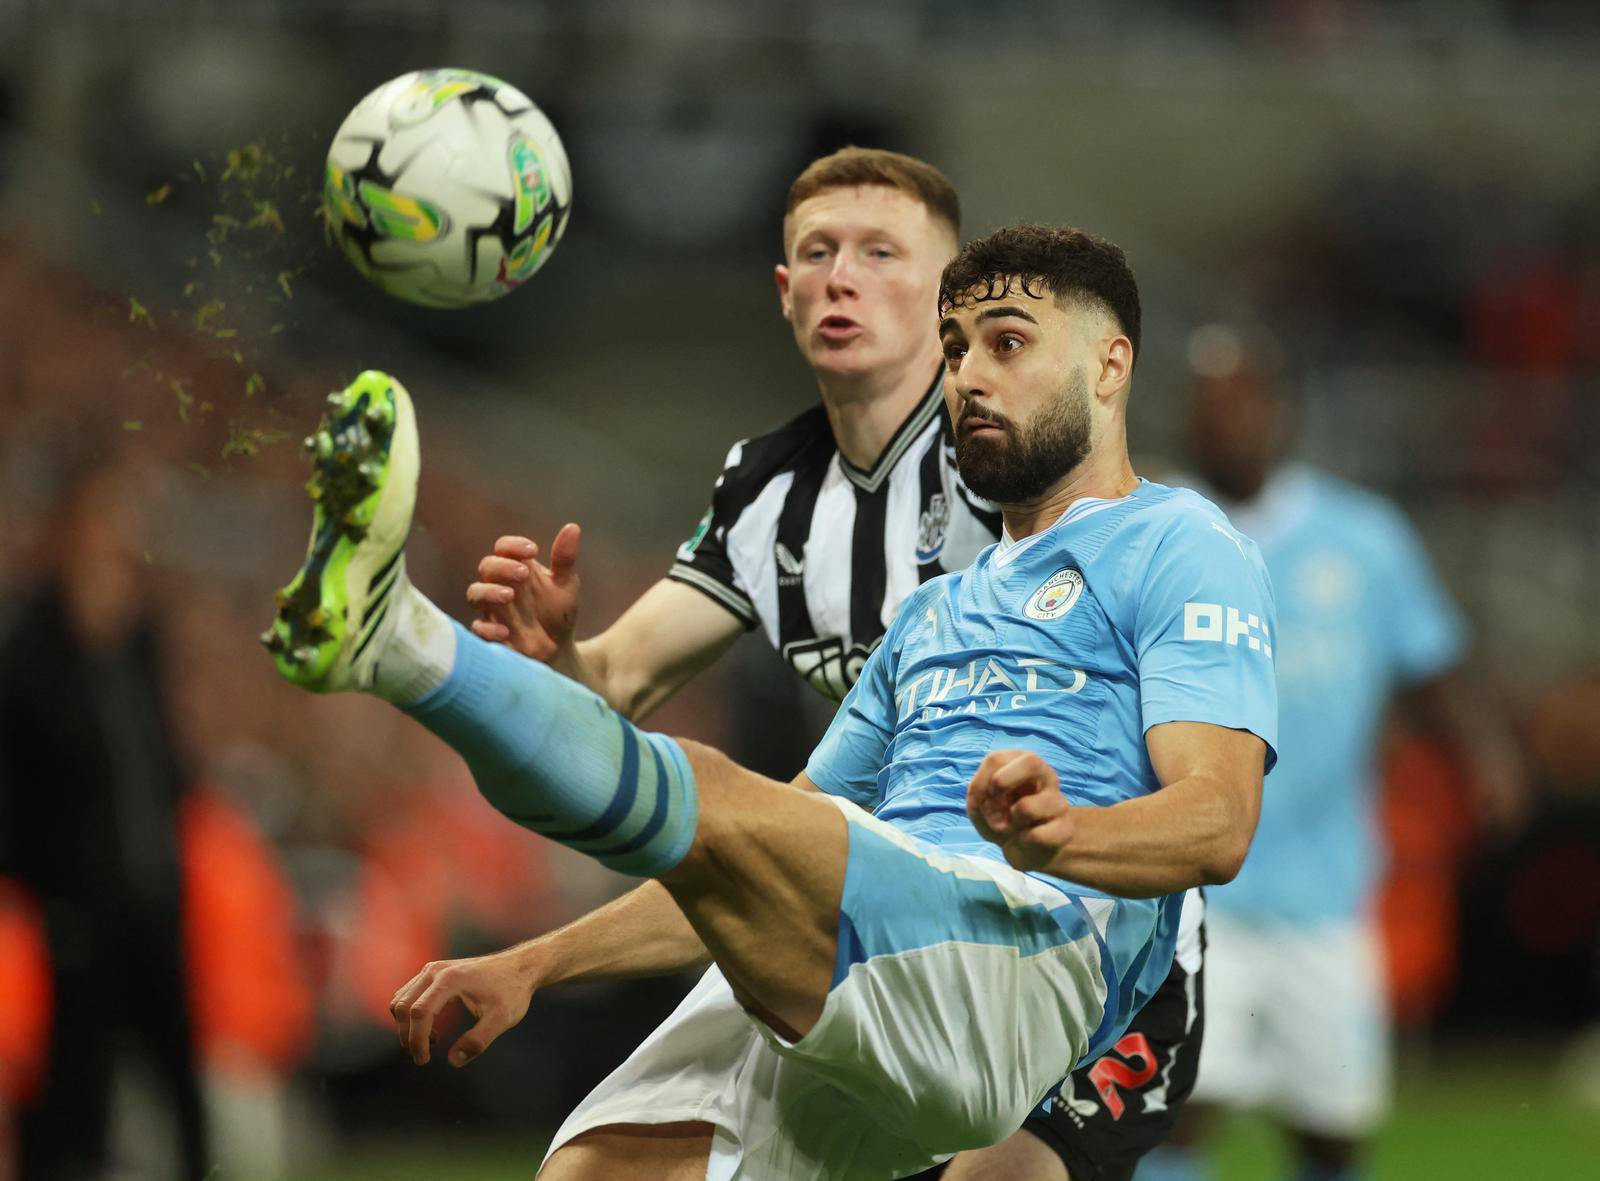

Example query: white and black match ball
[323,68,572,308]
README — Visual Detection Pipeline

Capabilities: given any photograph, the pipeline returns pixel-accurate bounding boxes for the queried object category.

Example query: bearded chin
[957,373,1092,504]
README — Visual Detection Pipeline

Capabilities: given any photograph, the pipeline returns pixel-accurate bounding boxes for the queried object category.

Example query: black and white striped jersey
[667,371,1001,701]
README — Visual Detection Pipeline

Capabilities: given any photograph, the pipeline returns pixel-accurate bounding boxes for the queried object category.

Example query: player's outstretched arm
[967,722,1266,896]
[574,578,746,720]
[466,525,745,721]
[389,880,710,1069]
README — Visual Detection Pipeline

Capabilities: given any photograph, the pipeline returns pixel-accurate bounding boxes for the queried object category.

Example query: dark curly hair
[938,225,1140,361]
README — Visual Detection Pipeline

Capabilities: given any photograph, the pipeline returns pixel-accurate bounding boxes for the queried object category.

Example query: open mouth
[818,315,862,340]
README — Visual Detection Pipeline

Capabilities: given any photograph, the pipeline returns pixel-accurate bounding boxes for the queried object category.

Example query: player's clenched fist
[388,947,542,1068]
[466,522,583,662]
[966,750,1074,872]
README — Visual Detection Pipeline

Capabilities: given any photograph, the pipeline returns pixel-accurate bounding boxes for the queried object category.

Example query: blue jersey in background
[806,479,1278,1057]
[1197,463,1467,925]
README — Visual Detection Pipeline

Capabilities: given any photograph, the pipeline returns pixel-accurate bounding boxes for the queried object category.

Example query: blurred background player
[1136,325,1525,1181]
[447,149,1207,1181]
[0,445,210,1181]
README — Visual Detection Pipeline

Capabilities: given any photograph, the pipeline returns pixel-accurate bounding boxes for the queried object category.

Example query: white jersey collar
[837,368,945,494]
[993,479,1146,568]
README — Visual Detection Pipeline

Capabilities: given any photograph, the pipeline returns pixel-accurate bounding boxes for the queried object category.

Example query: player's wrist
[547,638,581,678]
[1021,837,1072,877]
[562,635,604,688]
[1032,807,1094,880]
[566,636,647,718]
[511,935,566,991]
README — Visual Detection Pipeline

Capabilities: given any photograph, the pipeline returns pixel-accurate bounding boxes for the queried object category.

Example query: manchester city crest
[1024,567,1085,621]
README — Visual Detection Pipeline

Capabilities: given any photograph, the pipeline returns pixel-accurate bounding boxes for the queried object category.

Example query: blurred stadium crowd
[1,1,1599,1177]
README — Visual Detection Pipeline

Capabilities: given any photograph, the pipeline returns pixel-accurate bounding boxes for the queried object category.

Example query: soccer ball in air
[323,68,572,308]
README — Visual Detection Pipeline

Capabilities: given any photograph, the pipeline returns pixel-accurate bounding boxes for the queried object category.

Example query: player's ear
[774,264,793,322]
[1096,332,1134,404]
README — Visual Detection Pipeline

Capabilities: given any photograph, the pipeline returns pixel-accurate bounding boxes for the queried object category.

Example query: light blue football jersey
[1194,464,1466,925]
[805,478,1278,1048]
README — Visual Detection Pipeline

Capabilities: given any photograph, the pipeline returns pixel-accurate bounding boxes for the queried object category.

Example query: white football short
[540,797,1146,1180]
[1192,910,1391,1136]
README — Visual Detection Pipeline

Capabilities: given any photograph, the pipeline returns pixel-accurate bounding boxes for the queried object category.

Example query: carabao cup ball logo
[1024,568,1085,621]
[509,136,552,234]
[497,134,560,288]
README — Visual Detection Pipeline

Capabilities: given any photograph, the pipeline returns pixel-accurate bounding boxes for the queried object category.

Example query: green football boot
[261,369,419,692]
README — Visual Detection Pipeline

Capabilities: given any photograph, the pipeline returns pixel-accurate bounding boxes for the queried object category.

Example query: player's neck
[815,357,940,471]
[1000,446,1139,541]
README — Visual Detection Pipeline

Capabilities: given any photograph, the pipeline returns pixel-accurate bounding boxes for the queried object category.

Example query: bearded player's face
[777,186,955,382]
[938,284,1095,505]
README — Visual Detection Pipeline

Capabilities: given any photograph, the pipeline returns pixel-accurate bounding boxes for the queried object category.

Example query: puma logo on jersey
[1211,522,1249,560]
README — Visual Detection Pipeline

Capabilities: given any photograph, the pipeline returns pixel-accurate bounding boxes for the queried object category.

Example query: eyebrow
[939,304,1040,336]
[975,305,1038,325]
[795,225,902,246]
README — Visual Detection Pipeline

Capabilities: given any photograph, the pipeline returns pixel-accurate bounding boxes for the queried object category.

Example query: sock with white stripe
[397,617,699,878]
[370,580,458,705]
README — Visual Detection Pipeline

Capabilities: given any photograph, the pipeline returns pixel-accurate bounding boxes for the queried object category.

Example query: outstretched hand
[389,947,541,1069]
[966,750,1074,873]
[467,522,582,662]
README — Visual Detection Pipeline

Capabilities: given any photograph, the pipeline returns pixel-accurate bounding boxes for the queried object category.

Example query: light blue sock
[403,621,699,877]
[1135,1146,1213,1181]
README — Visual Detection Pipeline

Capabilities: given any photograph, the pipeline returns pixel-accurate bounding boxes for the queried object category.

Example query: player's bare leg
[941,1129,1072,1181]
[413,687,851,1038]
[266,372,847,1038]
[539,1122,713,1180]
[656,742,847,1037]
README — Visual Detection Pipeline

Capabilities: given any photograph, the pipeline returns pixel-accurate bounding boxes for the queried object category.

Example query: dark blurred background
[1,1,1598,1178]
